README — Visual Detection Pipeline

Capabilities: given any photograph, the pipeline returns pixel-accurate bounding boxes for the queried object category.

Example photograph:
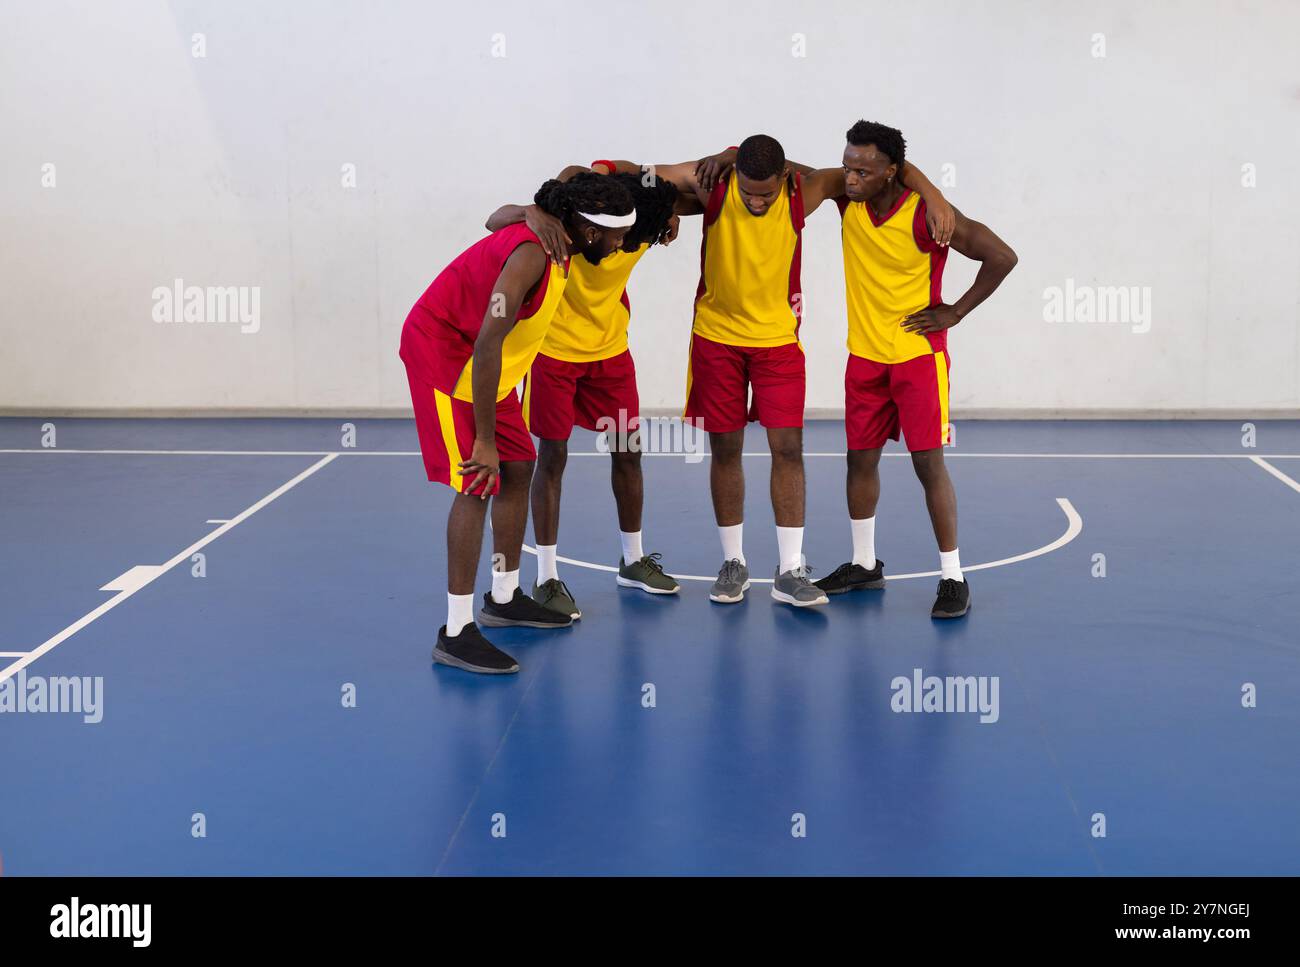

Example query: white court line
[0,453,339,685]
[2,448,1300,459]
[0,652,29,658]
[0,448,351,456]
[1250,456,1300,494]
[206,519,230,524]
[524,497,1082,584]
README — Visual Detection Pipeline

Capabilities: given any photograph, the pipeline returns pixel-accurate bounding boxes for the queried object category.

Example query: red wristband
[590,159,616,175]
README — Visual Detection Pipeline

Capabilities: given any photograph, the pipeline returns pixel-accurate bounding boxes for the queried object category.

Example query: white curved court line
[3,449,1300,459]
[524,497,1082,583]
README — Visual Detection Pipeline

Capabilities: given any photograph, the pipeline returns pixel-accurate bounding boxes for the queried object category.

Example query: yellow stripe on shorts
[434,388,464,493]
[682,334,694,418]
[934,351,950,446]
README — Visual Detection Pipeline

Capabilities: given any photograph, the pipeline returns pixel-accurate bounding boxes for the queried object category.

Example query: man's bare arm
[606,148,737,208]
[898,162,954,246]
[787,164,846,216]
[901,208,1017,335]
[462,243,548,496]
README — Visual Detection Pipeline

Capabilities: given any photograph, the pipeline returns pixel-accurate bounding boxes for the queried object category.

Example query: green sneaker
[531,578,581,620]
[616,553,680,594]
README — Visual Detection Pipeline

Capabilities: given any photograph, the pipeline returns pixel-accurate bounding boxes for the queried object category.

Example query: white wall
[2,0,1297,414]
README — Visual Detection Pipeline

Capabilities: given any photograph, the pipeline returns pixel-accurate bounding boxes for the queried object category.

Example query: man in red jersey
[399,173,635,675]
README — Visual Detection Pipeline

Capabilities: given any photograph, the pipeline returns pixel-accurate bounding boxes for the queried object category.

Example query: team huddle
[400,122,1018,675]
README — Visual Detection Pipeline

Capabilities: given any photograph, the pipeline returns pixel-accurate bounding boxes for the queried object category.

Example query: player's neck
[866,182,907,219]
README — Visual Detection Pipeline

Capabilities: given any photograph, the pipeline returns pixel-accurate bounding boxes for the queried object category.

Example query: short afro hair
[735,134,786,181]
[845,120,906,169]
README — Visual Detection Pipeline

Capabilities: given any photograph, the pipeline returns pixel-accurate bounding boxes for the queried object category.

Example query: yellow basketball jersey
[841,190,948,364]
[692,173,804,348]
[541,243,649,363]
[453,260,569,401]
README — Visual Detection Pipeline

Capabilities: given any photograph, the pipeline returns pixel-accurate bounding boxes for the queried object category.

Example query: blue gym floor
[1,418,1298,875]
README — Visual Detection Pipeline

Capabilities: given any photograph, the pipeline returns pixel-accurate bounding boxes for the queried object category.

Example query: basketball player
[613,137,954,607]
[399,174,635,674]
[811,121,1018,618]
[484,164,699,619]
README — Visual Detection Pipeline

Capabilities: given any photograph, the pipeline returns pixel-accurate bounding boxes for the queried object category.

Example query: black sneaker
[477,587,574,628]
[434,624,519,674]
[931,577,971,618]
[814,559,886,594]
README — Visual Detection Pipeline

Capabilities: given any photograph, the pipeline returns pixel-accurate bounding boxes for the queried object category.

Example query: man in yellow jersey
[399,174,635,675]
[811,121,1018,618]
[629,136,953,607]
[483,165,700,619]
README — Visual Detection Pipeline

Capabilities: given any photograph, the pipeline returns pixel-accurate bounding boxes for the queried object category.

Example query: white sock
[620,530,643,564]
[447,592,474,637]
[851,517,876,569]
[718,523,746,565]
[491,567,520,604]
[939,549,964,582]
[776,525,804,574]
[536,545,559,583]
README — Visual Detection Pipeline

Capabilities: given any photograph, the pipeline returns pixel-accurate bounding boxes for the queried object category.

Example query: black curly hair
[735,134,786,181]
[611,172,678,248]
[534,171,634,228]
[845,120,906,168]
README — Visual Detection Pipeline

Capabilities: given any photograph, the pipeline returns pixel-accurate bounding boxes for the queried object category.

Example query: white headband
[578,210,637,228]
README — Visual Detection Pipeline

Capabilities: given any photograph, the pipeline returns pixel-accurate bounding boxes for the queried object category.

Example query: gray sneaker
[709,558,750,604]
[771,565,829,607]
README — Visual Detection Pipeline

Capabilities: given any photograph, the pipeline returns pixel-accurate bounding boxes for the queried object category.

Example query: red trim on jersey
[702,174,729,226]
[693,173,731,309]
[912,199,949,308]
[788,172,805,339]
[867,187,914,227]
[512,228,564,319]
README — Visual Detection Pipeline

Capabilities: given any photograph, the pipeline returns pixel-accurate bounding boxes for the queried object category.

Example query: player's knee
[847,448,882,475]
[536,440,567,474]
[768,431,803,464]
[499,459,535,489]
[911,448,946,484]
[770,442,802,464]
[611,447,641,470]
[710,434,744,465]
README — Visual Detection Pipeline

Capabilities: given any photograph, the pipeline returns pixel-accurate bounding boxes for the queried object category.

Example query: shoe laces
[937,578,964,600]
[640,552,666,575]
[720,558,745,582]
[791,564,816,583]
[541,578,574,602]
